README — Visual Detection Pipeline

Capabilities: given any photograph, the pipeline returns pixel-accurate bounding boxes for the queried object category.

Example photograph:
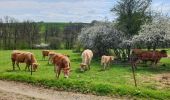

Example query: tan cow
[101,55,115,70]
[80,49,93,71]
[11,50,39,71]
[52,54,71,78]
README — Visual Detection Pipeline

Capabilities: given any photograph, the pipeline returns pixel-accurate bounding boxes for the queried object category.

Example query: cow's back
[82,49,93,60]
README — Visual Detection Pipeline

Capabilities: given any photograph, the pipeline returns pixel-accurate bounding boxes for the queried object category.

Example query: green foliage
[0,50,170,99]
[112,0,152,37]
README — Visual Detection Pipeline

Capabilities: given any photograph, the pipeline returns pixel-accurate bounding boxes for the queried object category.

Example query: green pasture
[0,50,170,99]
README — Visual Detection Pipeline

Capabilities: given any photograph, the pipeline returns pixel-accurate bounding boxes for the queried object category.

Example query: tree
[63,22,84,49]
[111,0,152,37]
[78,21,125,57]
[132,14,170,50]
[111,0,152,60]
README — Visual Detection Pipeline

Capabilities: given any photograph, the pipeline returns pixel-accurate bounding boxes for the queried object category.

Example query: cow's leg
[25,64,29,71]
[154,60,158,68]
[48,56,51,64]
[16,62,20,70]
[101,63,104,70]
[12,60,15,70]
[107,62,110,69]
[88,60,91,70]
[56,67,61,78]
[103,63,106,70]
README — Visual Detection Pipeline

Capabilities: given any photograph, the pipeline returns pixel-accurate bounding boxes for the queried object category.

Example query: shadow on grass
[6,69,36,73]
[6,69,20,72]
[74,68,90,74]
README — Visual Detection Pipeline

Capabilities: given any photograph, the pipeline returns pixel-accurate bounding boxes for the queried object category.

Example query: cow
[80,49,93,71]
[101,55,115,70]
[52,54,71,78]
[48,52,70,64]
[11,50,39,71]
[42,50,51,60]
[131,50,168,69]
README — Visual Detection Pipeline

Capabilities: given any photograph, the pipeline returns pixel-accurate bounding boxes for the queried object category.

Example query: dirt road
[0,80,125,100]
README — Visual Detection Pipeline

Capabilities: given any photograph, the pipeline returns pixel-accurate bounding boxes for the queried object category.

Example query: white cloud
[0,0,115,22]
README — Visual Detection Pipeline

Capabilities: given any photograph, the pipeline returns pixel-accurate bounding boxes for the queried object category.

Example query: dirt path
[0,80,126,100]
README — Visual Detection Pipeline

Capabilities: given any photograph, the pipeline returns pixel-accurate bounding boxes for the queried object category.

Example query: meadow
[0,50,170,99]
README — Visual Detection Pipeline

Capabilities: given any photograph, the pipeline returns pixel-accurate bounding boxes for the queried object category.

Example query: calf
[80,49,93,71]
[101,55,115,70]
[11,51,39,71]
[52,54,71,78]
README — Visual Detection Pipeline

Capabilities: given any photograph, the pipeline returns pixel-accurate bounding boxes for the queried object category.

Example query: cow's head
[32,63,39,71]
[80,63,86,71]
[160,50,168,57]
[110,56,114,61]
[63,67,70,78]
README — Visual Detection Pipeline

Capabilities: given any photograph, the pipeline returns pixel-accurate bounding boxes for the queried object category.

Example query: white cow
[80,49,93,71]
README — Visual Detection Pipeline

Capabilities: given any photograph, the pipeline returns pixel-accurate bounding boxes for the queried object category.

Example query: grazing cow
[80,49,93,71]
[42,50,51,60]
[52,54,71,78]
[131,50,167,69]
[101,55,115,70]
[11,51,39,71]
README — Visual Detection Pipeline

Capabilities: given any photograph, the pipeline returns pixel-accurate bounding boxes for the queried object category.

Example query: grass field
[0,50,170,99]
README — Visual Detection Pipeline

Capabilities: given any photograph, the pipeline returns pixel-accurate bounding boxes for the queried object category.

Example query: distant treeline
[0,16,87,50]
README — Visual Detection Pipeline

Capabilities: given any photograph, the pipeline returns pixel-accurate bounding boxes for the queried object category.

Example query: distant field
[0,50,170,99]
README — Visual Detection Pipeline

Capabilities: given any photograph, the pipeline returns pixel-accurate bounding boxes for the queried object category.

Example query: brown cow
[52,54,71,78]
[101,55,115,70]
[42,50,51,60]
[11,51,39,71]
[80,49,93,71]
[48,52,70,64]
[131,50,167,68]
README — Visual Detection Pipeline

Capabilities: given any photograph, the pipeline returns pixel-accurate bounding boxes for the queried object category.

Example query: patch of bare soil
[154,73,170,89]
[0,80,130,100]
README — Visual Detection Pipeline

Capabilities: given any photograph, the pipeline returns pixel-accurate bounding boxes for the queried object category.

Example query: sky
[0,0,170,23]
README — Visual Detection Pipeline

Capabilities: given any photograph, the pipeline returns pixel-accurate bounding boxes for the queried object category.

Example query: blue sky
[0,0,170,22]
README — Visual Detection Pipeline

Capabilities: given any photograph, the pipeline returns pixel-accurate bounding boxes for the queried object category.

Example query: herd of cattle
[11,49,169,78]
